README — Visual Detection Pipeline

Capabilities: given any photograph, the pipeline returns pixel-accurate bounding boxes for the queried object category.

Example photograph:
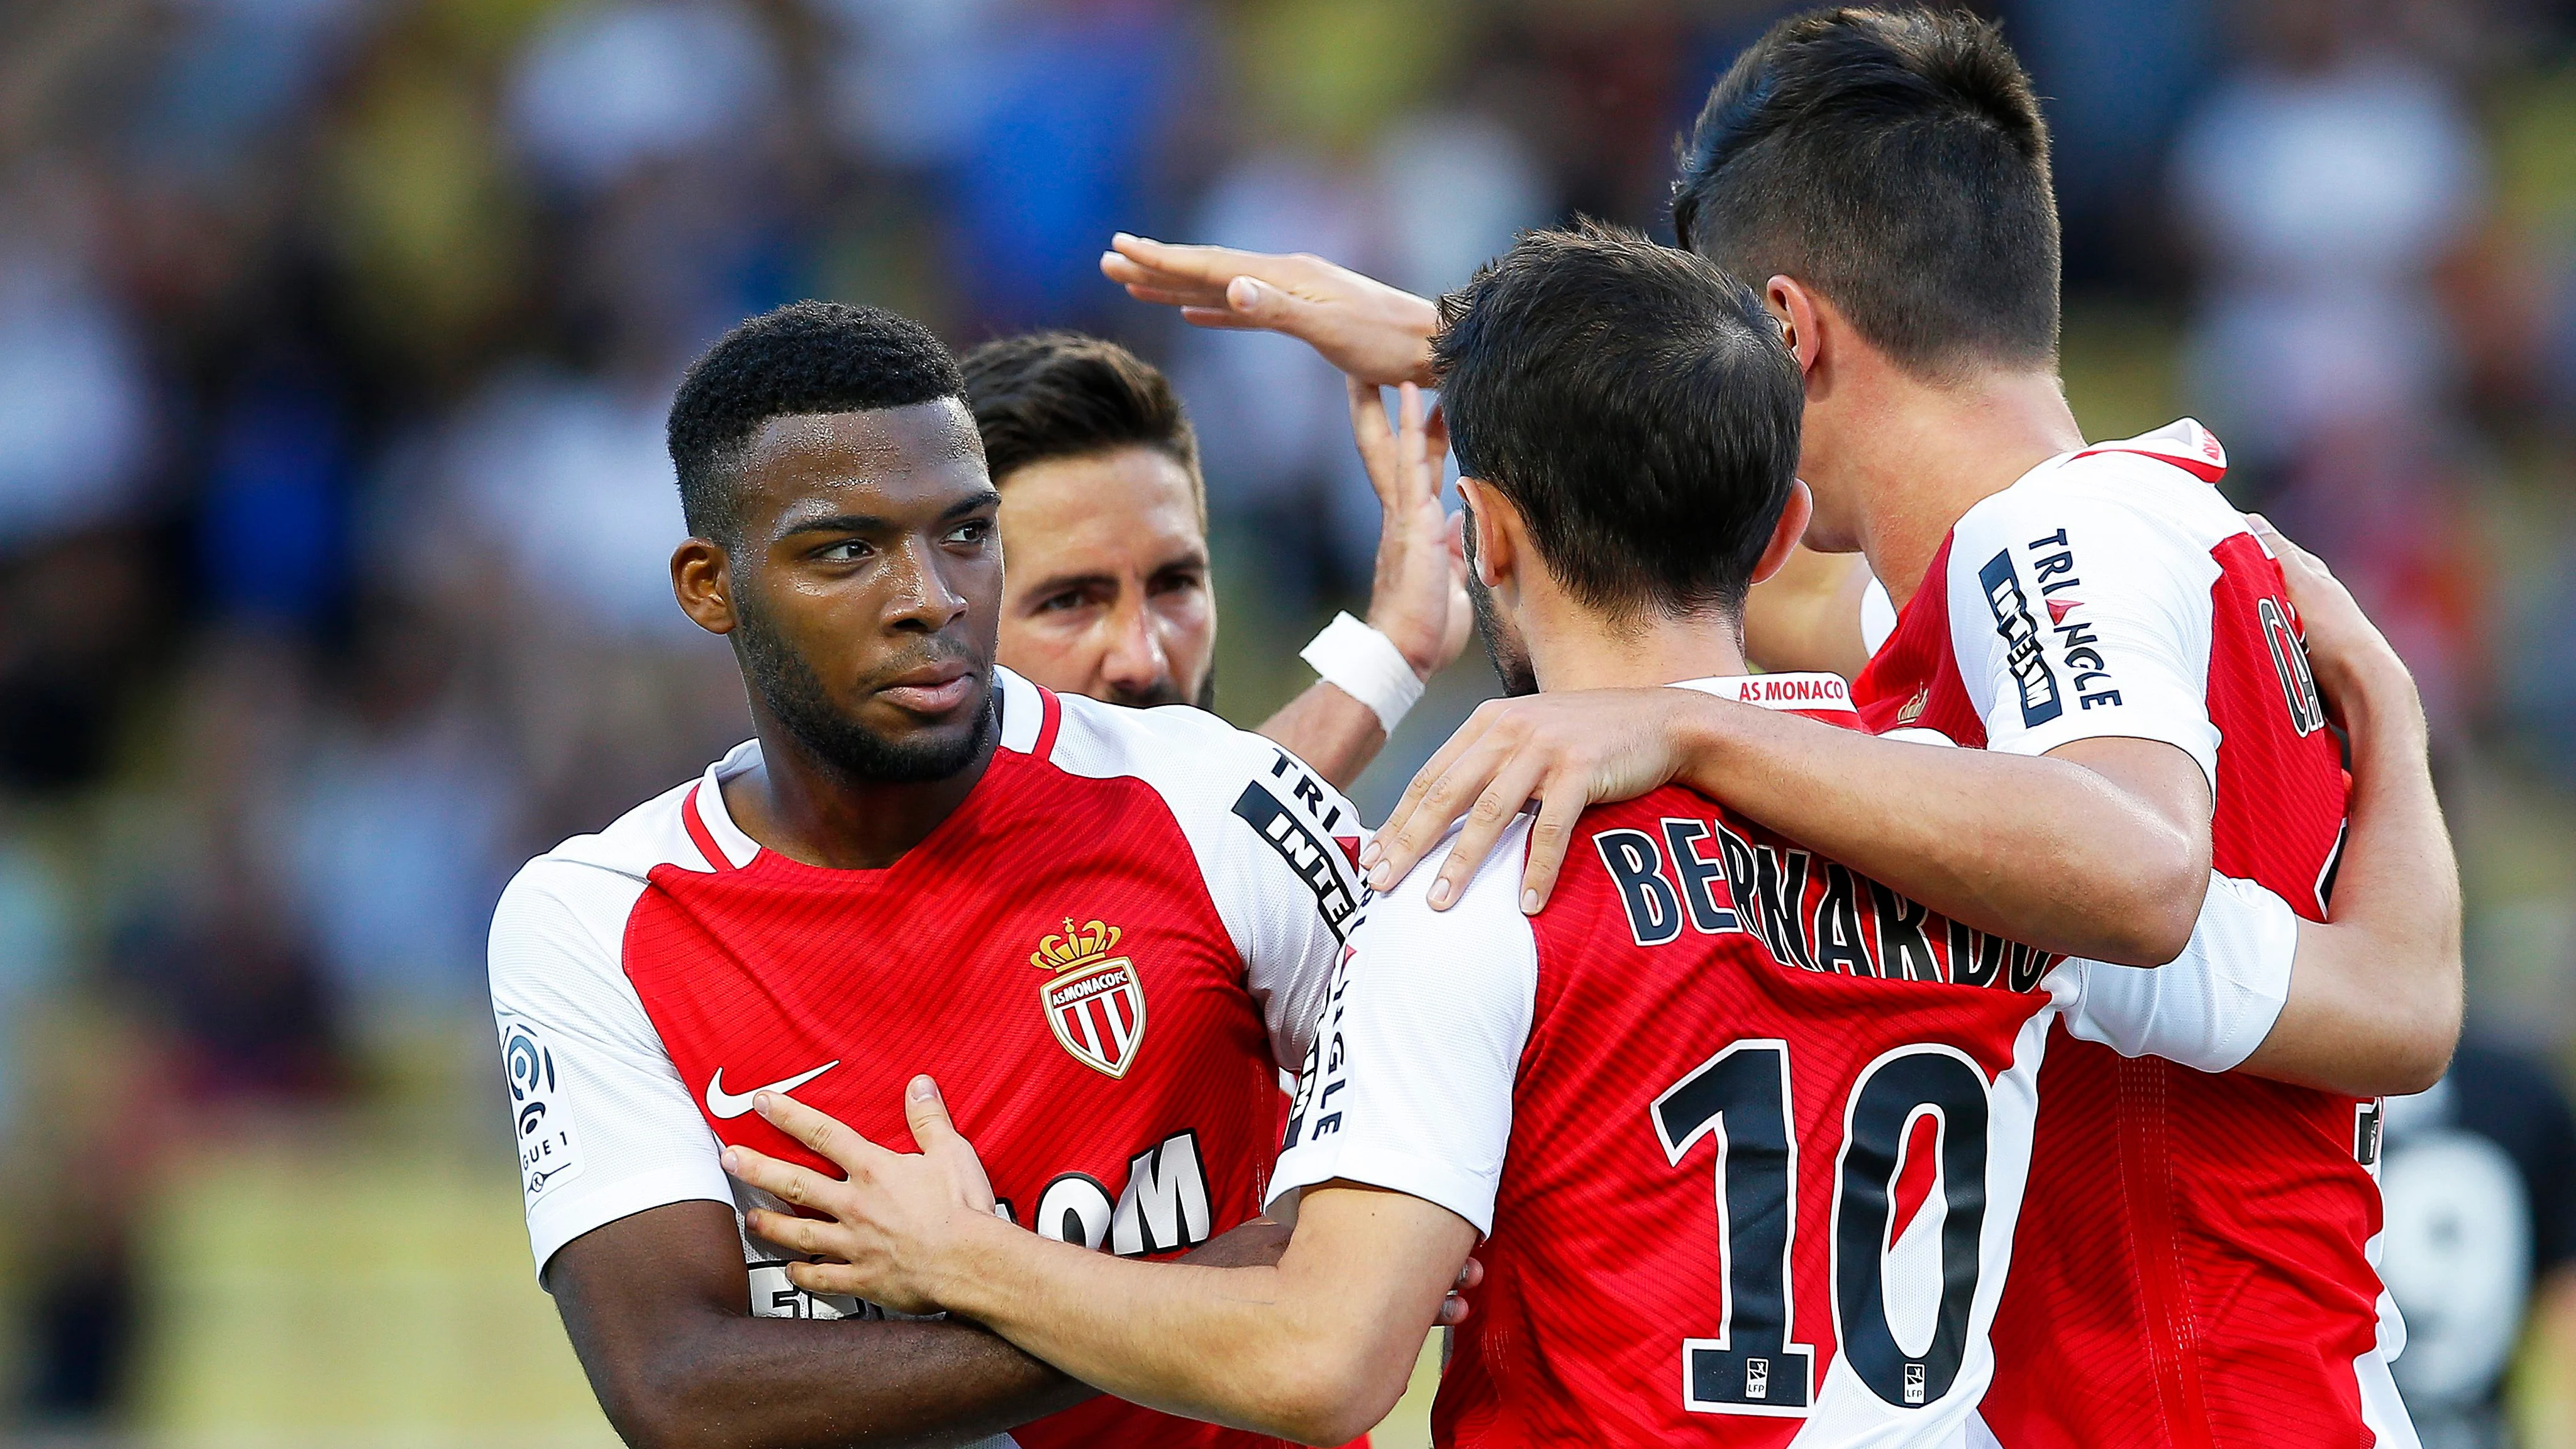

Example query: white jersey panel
[2044,870,2299,1074]
[487,784,735,1279]
[1268,817,1540,1235]
[1032,670,1361,1078]
[1945,441,2243,789]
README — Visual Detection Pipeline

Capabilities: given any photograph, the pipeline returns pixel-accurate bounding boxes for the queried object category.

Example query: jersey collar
[2038,416,2228,485]
[1667,672,1859,721]
[691,741,764,868]
[691,665,1036,871]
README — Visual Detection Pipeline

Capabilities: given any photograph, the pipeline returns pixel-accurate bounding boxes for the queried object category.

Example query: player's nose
[885,536,970,632]
[1099,597,1172,694]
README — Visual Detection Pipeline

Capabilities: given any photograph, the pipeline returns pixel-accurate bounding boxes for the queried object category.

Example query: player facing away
[484,301,1442,1449]
[711,227,2437,1448]
[1106,14,2462,1448]
[962,332,1470,790]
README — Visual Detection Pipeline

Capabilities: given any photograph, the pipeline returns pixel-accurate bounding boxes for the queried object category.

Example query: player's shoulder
[1016,668,1360,834]
[521,753,737,879]
[1954,418,2248,560]
[498,745,748,936]
[1357,814,1538,957]
[1005,669,1365,936]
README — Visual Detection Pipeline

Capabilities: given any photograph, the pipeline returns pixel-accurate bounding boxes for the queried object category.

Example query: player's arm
[1255,379,1470,789]
[2230,516,2460,1095]
[730,1099,1470,1448]
[547,1201,1088,1449]
[1371,486,2231,966]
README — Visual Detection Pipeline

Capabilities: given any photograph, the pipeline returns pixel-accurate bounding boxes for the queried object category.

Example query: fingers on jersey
[901,1074,1001,1215]
[1365,698,1509,893]
[1368,700,1603,916]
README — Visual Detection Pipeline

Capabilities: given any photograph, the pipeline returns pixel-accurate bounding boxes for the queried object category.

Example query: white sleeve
[1208,739,1369,1079]
[489,860,733,1280]
[1269,818,1538,1237]
[1946,480,2221,790]
[2045,871,2297,1073]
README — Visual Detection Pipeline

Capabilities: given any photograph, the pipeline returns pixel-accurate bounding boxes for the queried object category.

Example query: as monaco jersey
[1850,421,2408,1449]
[1278,676,2088,1447]
[489,668,1364,1449]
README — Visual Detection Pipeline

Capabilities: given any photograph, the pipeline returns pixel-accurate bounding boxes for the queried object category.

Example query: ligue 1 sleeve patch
[1032,918,1148,1079]
[501,1018,587,1205]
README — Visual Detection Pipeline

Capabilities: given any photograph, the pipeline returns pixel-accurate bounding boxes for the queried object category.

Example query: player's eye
[815,540,871,562]
[945,518,994,547]
[1036,591,1086,614]
[1150,569,1204,597]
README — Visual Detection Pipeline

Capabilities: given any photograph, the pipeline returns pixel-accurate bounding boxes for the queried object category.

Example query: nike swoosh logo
[706,1060,840,1120]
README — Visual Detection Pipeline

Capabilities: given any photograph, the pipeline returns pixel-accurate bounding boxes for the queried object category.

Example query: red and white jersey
[488,667,1363,1449]
[1850,421,2415,1449]
[1270,674,2296,1448]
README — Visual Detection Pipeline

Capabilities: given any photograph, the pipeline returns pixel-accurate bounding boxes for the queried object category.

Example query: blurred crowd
[5,0,2576,1440]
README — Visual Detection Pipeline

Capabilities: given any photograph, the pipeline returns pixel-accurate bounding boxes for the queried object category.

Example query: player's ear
[1457,477,1514,590]
[1766,275,1824,380]
[1750,480,1813,588]
[672,538,739,636]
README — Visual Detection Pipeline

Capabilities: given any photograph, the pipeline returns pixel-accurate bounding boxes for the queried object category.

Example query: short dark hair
[960,332,1203,516]
[1671,6,2059,377]
[1433,221,1802,618]
[667,300,967,543]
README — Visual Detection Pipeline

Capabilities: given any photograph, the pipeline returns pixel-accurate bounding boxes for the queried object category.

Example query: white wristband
[1299,612,1425,735]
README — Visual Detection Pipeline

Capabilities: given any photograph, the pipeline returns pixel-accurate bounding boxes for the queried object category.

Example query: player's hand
[2246,513,2416,729]
[721,1077,996,1317]
[1101,233,1440,386]
[1351,377,1472,682]
[1361,689,1712,914]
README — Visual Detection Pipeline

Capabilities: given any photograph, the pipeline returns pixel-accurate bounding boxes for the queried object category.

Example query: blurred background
[1,0,2573,1443]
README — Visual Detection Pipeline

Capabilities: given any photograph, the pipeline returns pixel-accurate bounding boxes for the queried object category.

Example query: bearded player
[1106,12,2459,1448]
[485,300,1449,1449]
[963,331,1468,789]
[709,226,2446,1448]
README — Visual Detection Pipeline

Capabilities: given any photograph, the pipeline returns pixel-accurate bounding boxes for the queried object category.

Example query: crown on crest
[1031,918,1122,973]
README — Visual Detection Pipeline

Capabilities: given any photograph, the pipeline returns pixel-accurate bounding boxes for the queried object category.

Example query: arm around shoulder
[2235,517,2462,1097]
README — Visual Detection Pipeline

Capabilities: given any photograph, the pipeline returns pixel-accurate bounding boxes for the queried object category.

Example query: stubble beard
[733,597,993,786]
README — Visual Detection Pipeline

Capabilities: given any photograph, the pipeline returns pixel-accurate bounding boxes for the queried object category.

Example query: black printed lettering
[1597,828,1685,947]
[1662,819,1740,934]
[1811,864,1873,977]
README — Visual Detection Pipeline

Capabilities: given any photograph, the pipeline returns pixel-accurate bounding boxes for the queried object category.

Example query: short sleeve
[489,861,734,1280]
[1189,733,1368,1078]
[1269,818,1539,1237]
[1945,477,2223,791]
[2045,871,2297,1073]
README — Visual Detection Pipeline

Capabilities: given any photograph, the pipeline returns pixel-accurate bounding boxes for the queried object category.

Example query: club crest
[1033,918,1148,1079]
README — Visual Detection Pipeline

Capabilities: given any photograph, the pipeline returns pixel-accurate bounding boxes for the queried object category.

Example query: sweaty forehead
[733,400,985,509]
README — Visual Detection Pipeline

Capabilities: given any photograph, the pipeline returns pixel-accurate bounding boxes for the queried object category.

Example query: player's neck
[1526,600,1751,693]
[724,706,999,871]
[1846,367,2084,611]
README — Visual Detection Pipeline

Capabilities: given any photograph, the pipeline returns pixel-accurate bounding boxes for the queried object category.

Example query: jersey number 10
[1652,1040,1991,1416]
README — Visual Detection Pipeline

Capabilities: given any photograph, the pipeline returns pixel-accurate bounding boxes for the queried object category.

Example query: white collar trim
[1667,672,1856,713]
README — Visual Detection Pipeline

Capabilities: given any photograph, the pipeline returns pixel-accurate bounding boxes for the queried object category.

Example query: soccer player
[712,225,2444,1447]
[963,331,1468,788]
[486,300,1415,1448]
[1105,12,2460,1447]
